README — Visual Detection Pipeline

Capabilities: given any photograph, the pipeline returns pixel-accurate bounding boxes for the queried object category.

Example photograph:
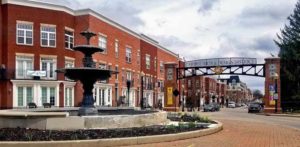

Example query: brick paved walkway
[123,119,300,147]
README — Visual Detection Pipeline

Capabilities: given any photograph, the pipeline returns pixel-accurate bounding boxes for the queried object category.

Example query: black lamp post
[274,73,279,113]
[197,89,201,111]
[140,76,144,109]
[126,80,131,107]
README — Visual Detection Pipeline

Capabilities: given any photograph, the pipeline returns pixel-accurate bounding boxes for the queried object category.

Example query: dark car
[204,103,220,112]
[212,103,220,111]
[248,103,262,113]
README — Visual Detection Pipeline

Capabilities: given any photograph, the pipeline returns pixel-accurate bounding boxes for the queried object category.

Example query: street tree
[274,0,300,100]
[252,89,263,99]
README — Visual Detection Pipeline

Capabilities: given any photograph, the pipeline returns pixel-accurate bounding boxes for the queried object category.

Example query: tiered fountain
[0,29,168,130]
[56,30,117,116]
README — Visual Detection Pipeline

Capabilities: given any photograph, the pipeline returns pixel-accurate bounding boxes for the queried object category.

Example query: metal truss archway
[176,58,265,80]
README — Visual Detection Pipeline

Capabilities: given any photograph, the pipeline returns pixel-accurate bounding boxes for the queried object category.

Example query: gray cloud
[148,35,198,55]
[217,33,278,55]
[91,1,144,29]
[238,4,294,26]
[197,0,219,14]
[33,0,144,30]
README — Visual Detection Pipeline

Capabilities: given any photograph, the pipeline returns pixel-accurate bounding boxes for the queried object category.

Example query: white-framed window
[196,80,200,87]
[65,30,74,49]
[107,88,111,103]
[17,86,33,107]
[41,57,56,79]
[16,22,33,45]
[41,87,56,106]
[65,60,74,68]
[115,40,119,58]
[188,80,191,88]
[65,59,74,80]
[154,57,157,71]
[98,35,107,53]
[64,87,73,107]
[160,61,164,73]
[126,71,132,81]
[137,50,140,65]
[41,25,56,47]
[126,47,132,63]
[16,55,34,79]
[146,54,150,69]
[99,63,107,69]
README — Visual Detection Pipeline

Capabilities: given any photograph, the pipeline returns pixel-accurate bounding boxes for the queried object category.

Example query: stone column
[264,57,281,113]
[163,62,179,112]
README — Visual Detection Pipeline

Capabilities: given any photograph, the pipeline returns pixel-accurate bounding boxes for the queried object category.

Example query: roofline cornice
[3,0,180,59]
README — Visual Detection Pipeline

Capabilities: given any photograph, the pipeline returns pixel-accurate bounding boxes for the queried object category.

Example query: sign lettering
[27,70,47,77]
[185,58,257,67]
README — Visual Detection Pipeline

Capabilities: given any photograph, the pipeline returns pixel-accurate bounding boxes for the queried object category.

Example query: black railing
[2,69,58,80]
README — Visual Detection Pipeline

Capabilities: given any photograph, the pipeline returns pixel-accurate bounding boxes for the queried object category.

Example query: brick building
[0,0,179,109]
[181,75,228,108]
[221,76,253,104]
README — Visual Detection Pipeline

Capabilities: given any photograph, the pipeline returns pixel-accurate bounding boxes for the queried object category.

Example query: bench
[28,102,37,109]
[43,103,51,108]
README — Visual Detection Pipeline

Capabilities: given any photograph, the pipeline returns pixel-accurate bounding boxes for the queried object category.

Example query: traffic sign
[173,89,179,97]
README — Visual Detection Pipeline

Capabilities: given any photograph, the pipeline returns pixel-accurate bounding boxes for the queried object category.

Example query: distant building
[220,76,253,103]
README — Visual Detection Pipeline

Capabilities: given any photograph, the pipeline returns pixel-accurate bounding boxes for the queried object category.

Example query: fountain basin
[0,108,168,130]
[72,45,104,56]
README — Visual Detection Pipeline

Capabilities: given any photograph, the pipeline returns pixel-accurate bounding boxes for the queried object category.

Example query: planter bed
[0,124,208,141]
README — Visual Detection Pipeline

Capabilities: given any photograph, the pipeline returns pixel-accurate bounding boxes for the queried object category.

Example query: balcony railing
[7,69,57,80]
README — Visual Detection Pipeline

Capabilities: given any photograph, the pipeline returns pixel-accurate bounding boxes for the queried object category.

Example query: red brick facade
[0,1,179,109]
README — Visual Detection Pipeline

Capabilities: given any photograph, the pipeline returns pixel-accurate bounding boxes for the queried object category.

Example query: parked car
[236,103,241,107]
[248,102,262,113]
[204,103,220,112]
[212,103,220,111]
[228,102,236,108]
[204,104,213,112]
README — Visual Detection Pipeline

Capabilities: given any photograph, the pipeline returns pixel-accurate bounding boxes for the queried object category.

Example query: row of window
[17,86,62,107]
[15,55,162,87]
[16,22,165,71]
[16,85,112,107]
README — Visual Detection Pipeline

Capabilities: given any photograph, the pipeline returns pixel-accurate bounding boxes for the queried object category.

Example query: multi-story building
[205,77,218,104]
[182,75,229,108]
[0,0,179,109]
[221,76,253,104]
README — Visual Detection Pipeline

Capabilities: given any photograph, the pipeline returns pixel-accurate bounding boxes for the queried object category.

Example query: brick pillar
[163,63,179,111]
[264,58,281,113]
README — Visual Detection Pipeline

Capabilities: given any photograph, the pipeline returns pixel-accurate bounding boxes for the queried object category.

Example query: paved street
[124,108,300,147]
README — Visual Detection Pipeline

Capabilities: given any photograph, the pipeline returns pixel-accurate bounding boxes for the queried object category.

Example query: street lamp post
[126,80,131,107]
[274,73,279,113]
[197,89,201,111]
[140,75,144,109]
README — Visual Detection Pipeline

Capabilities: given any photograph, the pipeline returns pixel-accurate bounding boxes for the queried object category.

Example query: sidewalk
[258,112,300,118]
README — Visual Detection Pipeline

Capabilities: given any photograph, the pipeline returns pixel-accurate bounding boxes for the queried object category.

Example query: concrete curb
[257,113,300,118]
[0,121,223,147]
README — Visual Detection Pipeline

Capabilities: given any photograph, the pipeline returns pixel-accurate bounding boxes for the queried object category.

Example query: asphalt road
[124,107,300,147]
[202,107,300,131]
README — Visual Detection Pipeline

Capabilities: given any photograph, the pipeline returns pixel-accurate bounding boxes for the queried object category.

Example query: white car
[228,102,236,108]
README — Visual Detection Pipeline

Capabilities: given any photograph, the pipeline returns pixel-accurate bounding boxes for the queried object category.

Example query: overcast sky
[34,0,297,93]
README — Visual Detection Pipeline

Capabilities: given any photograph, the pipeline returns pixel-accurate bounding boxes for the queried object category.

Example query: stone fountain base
[0,109,168,130]
[78,107,98,116]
